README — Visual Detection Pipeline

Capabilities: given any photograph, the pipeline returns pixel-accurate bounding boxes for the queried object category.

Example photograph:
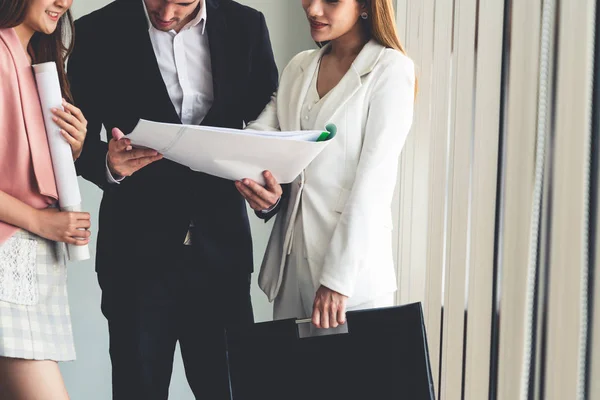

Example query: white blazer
[248,40,415,308]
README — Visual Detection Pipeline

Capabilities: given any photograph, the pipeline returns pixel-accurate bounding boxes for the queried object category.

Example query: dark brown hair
[0,0,75,102]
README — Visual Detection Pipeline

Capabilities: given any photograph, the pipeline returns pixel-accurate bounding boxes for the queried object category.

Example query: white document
[126,119,336,185]
[33,62,90,262]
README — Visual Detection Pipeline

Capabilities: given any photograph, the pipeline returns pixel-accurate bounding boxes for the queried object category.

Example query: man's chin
[151,18,178,31]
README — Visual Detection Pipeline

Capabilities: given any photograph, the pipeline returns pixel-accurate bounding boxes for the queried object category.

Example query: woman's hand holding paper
[235,170,282,211]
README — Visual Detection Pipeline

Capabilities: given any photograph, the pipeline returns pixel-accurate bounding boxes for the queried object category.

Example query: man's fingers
[110,137,131,153]
[112,128,125,141]
[131,154,163,170]
[125,148,159,161]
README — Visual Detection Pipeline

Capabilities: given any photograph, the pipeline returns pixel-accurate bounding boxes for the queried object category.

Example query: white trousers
[273,208,395,338]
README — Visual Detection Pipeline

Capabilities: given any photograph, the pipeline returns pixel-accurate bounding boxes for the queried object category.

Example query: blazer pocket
[334,188,352,213]
[0,235,39,305]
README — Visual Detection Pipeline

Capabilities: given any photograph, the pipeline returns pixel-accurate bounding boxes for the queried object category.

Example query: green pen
[316,123,337,142]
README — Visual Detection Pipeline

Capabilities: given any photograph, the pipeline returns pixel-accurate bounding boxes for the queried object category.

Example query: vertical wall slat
[396,0,420,305]
[438,0,478,397]
[392,0,408,306]
[462,1,505,398]
[543,0,596,398]
[591,181,600,400]
[405,0,436,306]
[496,0,541,398]
[423,0,455,394]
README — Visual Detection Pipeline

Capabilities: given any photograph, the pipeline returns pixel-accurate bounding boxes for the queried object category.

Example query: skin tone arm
[0,190,91,246]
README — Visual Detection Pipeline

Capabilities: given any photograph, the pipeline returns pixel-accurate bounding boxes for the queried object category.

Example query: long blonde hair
[360,0,417,96]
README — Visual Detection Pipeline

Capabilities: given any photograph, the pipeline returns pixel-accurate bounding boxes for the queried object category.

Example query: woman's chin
[38,22,58,35]
[311,33,331,43]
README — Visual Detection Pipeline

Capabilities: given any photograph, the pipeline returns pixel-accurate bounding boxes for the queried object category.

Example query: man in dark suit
[67,0,279,398]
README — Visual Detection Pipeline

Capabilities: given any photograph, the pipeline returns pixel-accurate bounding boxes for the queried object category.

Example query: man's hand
[107,128,163,178]
[235,171,282,211]
[312,285,349,329]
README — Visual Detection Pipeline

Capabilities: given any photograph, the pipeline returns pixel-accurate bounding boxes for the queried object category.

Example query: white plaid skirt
[0,230,76,361]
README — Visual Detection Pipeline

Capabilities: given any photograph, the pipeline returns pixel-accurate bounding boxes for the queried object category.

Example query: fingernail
[51,108,57,112]
[52,116,58,121]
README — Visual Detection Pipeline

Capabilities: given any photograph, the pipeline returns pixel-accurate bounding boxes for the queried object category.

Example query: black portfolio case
[225,302,435,400]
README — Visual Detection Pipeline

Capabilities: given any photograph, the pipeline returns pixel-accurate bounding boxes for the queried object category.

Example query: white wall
[60,1,314,398]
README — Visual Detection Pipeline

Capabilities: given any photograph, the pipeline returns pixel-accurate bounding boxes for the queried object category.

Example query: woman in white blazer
[236,0,415,335]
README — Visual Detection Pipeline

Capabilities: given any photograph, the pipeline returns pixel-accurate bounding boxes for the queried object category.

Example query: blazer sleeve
[67,21,110,191]
[245,93,279,131]
[318,55,416,298]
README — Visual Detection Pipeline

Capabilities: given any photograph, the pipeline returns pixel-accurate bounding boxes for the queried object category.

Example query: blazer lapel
[124,0,181,124]
[204,0,229,123]
[288,46,328,131]
[312,40,385,131]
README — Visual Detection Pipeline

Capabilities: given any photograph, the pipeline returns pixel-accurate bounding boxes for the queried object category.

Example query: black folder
[225,302,435,400]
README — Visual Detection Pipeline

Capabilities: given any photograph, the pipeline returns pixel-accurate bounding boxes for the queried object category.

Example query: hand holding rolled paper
[50,99,88,161]
[33,62,90,262]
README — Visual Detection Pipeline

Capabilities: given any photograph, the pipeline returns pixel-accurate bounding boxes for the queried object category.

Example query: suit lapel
[124,0,181,124]
[204,0,229,123]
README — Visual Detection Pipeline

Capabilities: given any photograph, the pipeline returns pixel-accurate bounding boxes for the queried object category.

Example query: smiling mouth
[310,20,328,27]
[46,11,60,18]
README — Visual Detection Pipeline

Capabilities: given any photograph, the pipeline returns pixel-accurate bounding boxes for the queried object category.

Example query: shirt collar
[141,0,207,35]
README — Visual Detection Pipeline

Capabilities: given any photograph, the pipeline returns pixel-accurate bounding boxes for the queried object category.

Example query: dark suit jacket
[68,0,279,276]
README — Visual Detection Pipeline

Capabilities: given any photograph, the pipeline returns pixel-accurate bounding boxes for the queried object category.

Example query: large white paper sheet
[33,62,90,262]
[126,119,336,185]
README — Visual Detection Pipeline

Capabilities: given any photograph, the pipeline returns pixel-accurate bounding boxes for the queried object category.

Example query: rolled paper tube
[33,62,90,262]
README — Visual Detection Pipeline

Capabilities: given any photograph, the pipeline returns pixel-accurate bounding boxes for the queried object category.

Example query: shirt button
[304,115,309,120]
[308,105,312,111]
